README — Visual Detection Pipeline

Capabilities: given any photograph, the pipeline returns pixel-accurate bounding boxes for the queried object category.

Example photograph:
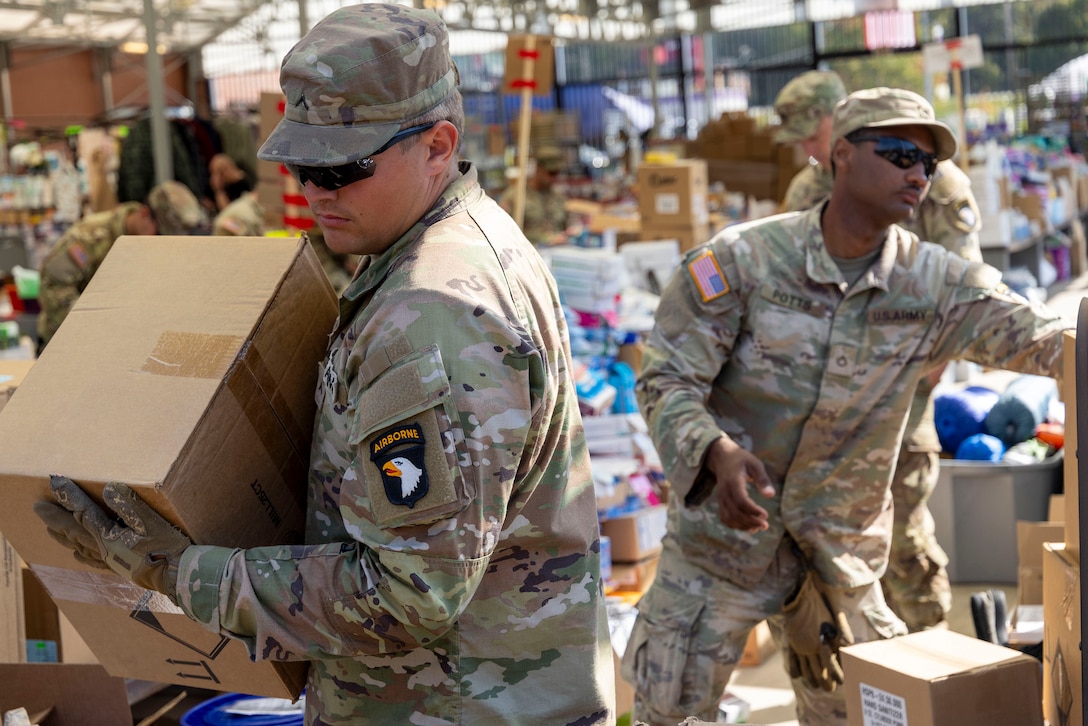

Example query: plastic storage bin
[930,451,1063,584]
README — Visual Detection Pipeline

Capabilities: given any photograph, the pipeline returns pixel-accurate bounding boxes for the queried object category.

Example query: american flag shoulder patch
[688,250,729,302]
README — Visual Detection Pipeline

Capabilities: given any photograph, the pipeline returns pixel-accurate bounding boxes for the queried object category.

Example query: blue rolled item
[182,693,304,726]
[933,385,1001,454]
[608,361,640,414]
[955,433,1007,462]
[983,374,1059,447]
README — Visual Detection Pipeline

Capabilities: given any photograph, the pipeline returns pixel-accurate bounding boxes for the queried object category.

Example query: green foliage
[828,54,926,97]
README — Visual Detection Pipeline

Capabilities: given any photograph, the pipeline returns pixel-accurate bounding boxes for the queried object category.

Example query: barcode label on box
[859,682,907,726]
[654,193,681,216]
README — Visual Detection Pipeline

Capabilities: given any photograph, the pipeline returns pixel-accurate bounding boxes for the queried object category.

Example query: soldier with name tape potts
[35,5,614,725]
[622,87,1073,726]
[777,72,984,634]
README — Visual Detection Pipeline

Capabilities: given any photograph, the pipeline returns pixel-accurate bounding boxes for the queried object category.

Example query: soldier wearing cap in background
[33,4,615,725]
[37,180,205,350]
[774,70,846,212]
[776,71,983,634]
[499,146,572,245]
[621,86,1072,726]
[208,152,265,237]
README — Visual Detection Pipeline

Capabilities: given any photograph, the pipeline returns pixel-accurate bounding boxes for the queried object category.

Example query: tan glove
[781,570,855,692]
[34,475,190,603]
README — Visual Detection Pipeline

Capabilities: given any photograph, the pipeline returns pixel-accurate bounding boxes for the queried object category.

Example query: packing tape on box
[31,563,184,614]
[142,331,246,380]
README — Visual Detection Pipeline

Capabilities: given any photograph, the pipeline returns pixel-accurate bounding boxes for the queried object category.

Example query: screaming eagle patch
[952,199,978,233]
[370,423,429,508]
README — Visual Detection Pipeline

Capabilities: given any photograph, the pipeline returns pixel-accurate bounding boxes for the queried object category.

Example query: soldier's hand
[705,436,774,532]
[36,475,190,603]
[33,485,111,570]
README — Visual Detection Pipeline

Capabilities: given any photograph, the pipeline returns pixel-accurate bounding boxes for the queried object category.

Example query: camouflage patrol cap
[831,87,958,161]
[257,3,459,167]
[147,181,205,235]
[773,71,847,143]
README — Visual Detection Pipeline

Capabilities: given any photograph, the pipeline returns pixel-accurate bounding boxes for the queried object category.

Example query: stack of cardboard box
[686,112,808,204]
[1041,330,1082,726]
[636,158,711,253]
[507,110,580,170]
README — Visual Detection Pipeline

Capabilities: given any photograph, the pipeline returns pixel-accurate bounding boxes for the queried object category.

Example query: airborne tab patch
[370,423,429,508]
[688,250,729,302]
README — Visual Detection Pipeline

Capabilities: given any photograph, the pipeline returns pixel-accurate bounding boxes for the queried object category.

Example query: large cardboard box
[20,568,96,665]
[608,553,659,594]
[1043,541,1081,726]
[1,531,96,668]
[0,663,132,726]
[1061,330,1079,559]
[600,504,668,563]
[0,235,339,697]
[841,629,1043,726]
[0,533,24,663]
[637,160,709,227]
[1017,520,1065,605]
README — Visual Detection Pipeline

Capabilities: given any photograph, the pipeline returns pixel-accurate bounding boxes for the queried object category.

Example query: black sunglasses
[285,123,436,191]
[847,134,939,179]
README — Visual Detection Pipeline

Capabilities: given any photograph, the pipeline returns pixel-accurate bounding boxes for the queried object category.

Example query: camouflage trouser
[622,538,906,726]
[880,449,952,631]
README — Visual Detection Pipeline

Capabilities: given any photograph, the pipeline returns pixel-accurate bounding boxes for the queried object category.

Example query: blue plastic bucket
[180,692,304,726]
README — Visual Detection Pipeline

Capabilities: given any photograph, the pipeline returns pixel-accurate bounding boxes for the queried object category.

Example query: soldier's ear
[830,138,852,171]
[422,121,458,170]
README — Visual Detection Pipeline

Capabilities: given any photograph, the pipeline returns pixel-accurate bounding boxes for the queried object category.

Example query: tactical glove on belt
[782,570,855,692]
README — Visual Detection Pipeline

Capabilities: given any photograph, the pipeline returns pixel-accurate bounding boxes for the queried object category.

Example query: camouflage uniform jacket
[175,163,615,725]
[212,192,264,237]
[782,160,984,451]
[637,204,1070,590]
[37,202,141,345]
[499,185,568,245]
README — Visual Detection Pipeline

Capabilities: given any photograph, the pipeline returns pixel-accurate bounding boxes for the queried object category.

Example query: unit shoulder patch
[370,422,430,508]
[67,242,90,270]
[688,250,730,302]
[951,199,979,233]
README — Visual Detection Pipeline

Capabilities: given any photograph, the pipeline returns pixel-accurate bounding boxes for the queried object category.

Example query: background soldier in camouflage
[499,146,571,245]
[774,70,845,212]
[775,71,984,632]
[208,153,265,236]
[622,87,1072,726]
[37,180,205,349]
[36,5,614,725]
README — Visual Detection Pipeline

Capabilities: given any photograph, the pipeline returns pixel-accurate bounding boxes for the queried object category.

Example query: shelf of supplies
[978,211,1087,285]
